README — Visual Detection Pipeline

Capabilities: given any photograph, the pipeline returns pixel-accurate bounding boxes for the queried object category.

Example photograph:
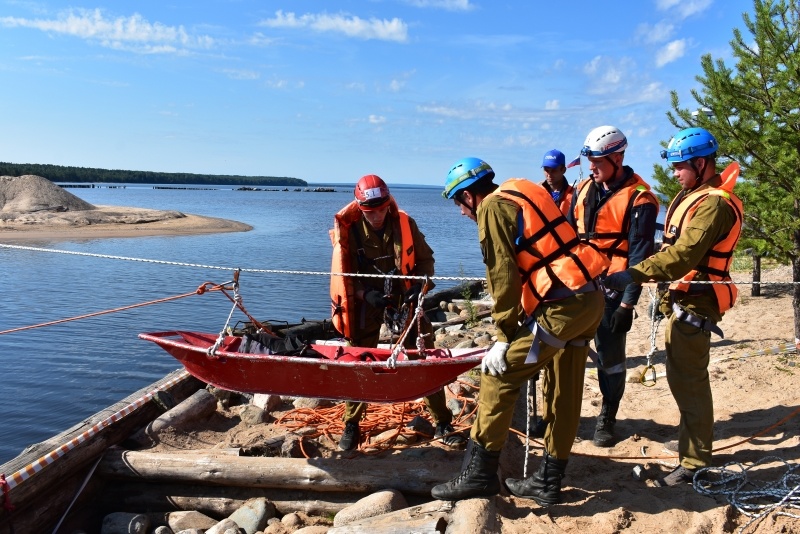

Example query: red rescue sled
[139,331,485,403]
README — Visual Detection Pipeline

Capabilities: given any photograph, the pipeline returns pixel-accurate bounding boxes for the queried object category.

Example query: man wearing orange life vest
[432,158,609,505]
[329,174,463,451]
[604,127,743,486]
[566,126,659,448]
[540,149,574,217]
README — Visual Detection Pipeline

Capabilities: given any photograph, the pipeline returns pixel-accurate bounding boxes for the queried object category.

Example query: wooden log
[98,449,460,495]
[0,370,204,533]
[328,500,452,534]
[126,388,217,447]
[328,517,447,534]
[96,481,366,516]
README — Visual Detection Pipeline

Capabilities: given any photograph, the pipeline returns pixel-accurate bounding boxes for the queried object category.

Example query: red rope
[0,280,252,337]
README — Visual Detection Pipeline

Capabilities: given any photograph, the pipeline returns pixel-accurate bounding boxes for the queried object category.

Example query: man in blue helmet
[431,158,609,505]
[604,127,743,486]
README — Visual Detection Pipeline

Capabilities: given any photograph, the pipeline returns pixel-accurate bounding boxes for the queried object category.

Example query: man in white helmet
[566,126,659,447]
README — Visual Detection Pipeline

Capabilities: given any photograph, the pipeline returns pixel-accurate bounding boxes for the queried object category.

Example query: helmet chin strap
[688,157,705,189]
[456,193,478,219]
[607,155,620,182]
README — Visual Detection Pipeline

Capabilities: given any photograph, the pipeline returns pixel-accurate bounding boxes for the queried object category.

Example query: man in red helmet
[329,174,464,451]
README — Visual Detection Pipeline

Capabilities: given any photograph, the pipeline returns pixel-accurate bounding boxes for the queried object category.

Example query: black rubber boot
[338,421,360,451]
[431,440,501,501]
[592,401,619,447]
[504,451,568,506]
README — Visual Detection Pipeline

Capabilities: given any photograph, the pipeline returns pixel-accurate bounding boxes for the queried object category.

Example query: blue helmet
[661,127,718,163]
[443,157,494,199]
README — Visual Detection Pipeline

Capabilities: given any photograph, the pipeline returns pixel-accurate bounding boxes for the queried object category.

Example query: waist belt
[672,303,724,338]
[524,317,597,364]
[544,279,600,302]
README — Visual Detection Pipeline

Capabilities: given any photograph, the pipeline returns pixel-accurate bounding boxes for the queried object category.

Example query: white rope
[387,278,430,368]
[206,275,241,357]
[694,456,800,534]
[2,243,798,285]
[0,243,485,282]
[523,378,534,478]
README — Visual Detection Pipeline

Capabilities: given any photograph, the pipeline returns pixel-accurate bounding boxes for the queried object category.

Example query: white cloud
[417,104,463,118]
[248,32,277,46]
[656,39,687,67]
[259,10,408,43]
[369,114,387,124]
[583,55,629,86]
[636,21,675,44]
[403,0,475,11]
[655,0,712,19]
[0,9,215,54]
[545,100,559,110]
[389,79,405,92]
[222,69,260,80]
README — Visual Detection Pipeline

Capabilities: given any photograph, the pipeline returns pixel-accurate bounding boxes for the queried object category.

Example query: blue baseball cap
[541,149,565,168]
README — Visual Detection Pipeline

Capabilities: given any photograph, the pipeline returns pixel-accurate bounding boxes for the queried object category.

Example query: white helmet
[581,126,628,157]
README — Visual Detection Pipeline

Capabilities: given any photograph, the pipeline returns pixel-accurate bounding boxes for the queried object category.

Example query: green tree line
[0,161,307,187]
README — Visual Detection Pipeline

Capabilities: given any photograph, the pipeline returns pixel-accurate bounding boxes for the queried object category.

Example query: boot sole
[504,480,560,506]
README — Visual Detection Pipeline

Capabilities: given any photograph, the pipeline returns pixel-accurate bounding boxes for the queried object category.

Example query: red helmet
[354,174,390,211]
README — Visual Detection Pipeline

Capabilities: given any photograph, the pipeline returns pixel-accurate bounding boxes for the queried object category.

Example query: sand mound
[0,175,95,214]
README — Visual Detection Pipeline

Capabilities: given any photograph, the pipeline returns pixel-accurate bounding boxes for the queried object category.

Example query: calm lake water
[0,184,487,464]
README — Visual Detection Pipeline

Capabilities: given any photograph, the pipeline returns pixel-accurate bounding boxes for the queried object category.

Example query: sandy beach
[0,205,252,241]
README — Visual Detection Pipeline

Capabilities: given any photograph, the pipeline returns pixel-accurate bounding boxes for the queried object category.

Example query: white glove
[482,341,509,376]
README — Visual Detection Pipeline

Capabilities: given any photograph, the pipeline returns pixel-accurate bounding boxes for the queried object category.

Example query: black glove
[364,288,390,310]
[404,283,423,304]
[609,306,634,334]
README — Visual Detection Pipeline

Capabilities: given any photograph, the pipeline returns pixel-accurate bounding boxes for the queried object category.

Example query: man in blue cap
[540,149,574,216]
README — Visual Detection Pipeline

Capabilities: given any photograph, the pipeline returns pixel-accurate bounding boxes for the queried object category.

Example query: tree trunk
[98,449,459,495]
[793,256,800,349]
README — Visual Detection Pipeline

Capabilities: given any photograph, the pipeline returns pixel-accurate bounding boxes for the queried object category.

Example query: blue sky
[0,0,754,186]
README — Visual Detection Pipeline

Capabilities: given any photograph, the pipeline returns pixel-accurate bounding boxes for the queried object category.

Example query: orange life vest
[329,198,415,339]
[491,178,610,315]
[540,180,575,217]
[573,173,659,275]
[662,162,743,313]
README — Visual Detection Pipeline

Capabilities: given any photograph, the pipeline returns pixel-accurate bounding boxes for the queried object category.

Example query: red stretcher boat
[139,331,485,403]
